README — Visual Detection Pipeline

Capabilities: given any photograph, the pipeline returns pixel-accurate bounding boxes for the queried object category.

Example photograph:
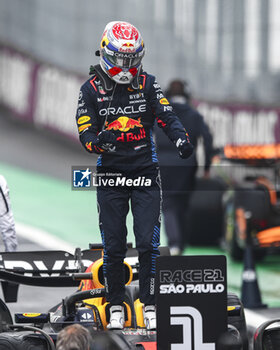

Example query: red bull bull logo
[106,116,143,132]
[106,117,146,143]
[119,42,135,53]
[122,42,134,47]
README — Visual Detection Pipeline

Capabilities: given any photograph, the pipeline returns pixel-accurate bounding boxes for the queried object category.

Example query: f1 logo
[170,306,215,350]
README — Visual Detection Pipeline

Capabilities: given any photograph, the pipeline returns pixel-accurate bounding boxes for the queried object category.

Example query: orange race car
[222,144,280,261]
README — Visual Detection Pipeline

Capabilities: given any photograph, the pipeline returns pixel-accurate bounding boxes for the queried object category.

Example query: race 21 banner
[156,255,227,350]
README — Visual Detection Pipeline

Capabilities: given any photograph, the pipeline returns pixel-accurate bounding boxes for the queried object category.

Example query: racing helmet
[99,21,145,84]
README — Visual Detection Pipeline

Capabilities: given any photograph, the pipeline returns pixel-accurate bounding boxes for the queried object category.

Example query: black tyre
[224,186,270,261]
[227,292,248,350]
[263,328,280,350]
[254,319,280,350]
[0,298,13,327]
[223,192,244,261]
[228,219,244,261]
[187,177,227,246]
[0,332,48,350]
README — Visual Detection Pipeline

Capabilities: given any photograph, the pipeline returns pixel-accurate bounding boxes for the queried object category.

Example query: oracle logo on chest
[99,104,146,116]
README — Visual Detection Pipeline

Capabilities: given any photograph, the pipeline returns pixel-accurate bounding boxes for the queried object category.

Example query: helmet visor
[103,48,143,69]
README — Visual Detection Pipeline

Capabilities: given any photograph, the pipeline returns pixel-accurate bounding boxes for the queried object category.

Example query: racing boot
[143,305,156,330]
[107,305,125,330]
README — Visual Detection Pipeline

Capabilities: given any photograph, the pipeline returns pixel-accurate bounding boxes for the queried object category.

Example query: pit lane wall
[1,43,280,148]
[0,44,83,143]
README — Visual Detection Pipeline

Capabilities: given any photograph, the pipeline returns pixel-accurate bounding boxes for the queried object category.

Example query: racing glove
[176,138,194,159]
[96,130,117,152]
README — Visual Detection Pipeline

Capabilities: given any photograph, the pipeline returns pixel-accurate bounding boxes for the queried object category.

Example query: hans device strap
[89,64,142,92]
[90,64,114,92]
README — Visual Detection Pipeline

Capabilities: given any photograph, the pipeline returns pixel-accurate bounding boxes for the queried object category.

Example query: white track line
[16,222,76,253]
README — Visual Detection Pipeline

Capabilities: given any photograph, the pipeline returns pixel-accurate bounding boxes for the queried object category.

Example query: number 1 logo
[170,306,215,350]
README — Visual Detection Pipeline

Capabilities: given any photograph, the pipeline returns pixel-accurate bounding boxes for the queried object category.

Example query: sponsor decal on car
[23,313,42,317]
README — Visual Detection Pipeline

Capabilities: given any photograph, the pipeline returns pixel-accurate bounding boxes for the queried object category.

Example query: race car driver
[0,175,17,252]
[75,21,193,330]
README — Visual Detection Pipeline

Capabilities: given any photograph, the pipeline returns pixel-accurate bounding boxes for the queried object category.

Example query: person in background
[0,175,17,252]
[155,80,213,255]
[56,324,91,350]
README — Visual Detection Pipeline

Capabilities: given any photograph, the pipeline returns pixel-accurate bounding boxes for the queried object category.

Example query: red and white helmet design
[99,21,145,84]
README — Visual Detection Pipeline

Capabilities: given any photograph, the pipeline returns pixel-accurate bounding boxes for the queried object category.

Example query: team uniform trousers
[97,166,161,305]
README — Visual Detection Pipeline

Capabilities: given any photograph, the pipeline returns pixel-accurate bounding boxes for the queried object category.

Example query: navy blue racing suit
[76,65,190,305]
